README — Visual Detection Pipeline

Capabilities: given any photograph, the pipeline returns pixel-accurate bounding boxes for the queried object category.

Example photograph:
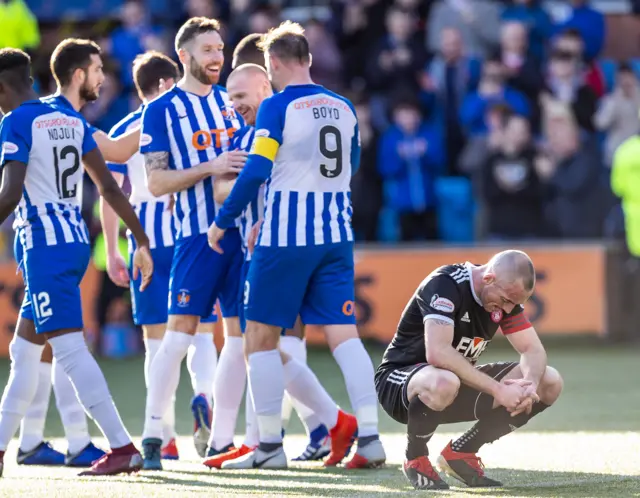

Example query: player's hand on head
[209,151,248,177]
[247,219,263,254]
[207,222,225,254]
[132,245,154,292]
[106,253,130,288]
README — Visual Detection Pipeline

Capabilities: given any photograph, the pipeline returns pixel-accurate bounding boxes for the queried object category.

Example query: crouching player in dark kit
[375,250,563,490]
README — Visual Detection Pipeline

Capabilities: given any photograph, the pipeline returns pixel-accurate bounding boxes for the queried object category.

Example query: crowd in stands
[0,0,636,248]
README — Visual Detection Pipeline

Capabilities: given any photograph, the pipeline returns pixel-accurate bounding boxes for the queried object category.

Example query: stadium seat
[434,177,476,243]
[599,58,617,93]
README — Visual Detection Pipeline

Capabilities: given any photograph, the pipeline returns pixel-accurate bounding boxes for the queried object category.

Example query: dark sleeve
[500,305,532,335]
[415,275,462,326]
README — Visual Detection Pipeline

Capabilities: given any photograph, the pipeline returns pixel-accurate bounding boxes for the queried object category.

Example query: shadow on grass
[128,466,639,497]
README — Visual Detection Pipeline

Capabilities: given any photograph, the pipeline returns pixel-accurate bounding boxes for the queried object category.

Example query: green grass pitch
[0,339,638,497]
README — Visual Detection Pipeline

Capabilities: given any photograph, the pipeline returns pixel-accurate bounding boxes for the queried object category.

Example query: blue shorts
[19,242,90,334]
[169,229,243,319]
[128,244,174,326]
[238,258,250,332]
[245,242,356,329]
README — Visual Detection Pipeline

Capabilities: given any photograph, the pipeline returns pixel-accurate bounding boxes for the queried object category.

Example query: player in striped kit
[12,37,145,469]
[0,48,152,477]
[138,17,248,470]
[208,23,386,469]
[100,51,220,461]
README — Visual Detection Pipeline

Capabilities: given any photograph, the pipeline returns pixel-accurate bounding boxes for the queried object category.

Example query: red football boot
[78,444,142,476]
[323,410,358,466]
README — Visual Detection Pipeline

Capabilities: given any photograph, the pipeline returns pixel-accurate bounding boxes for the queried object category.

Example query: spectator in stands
[611,127,640,256]
[478,114,544,240]
[536,102,608,238]
[104,0,167,93]
[460,54,530,136]
[428,0,501,58]
[351,98,382,242]
[0,0,40,53]
[421,27,481,175]
[553,28,605,98]
[553,0,605,63]
[366,5,428,130]
[305,19,343,91]
[595,62,640,167]
[501,0,553,64]
[378,99,444,241]
[499,21,544,129]
[541,46,598,133]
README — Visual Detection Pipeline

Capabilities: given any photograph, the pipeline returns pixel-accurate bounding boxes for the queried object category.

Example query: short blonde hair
[258,21,310,63]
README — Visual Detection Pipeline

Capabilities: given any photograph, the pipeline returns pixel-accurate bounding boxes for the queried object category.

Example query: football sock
[279,336,321,434]
[143,330,192,440]
[19,361,52,452]
[332,338,379,437]
[248,350,284,445]
[210,336,246,450]
[143,337,177,445]
[52,358,91,454]
[244,382,259,448]
[49,332,131,449]
[452,403,550,454]
[282,357,339,430]
[406,396,441,459]
[0,337,44,452]
[187,332,217,403]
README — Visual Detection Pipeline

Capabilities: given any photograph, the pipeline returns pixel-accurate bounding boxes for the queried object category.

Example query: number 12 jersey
[0,100,97,250]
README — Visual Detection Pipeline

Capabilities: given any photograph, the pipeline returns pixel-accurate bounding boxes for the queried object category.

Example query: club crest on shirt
[491,309,503,323]
[177,289,191,307]
[430,294,454,313]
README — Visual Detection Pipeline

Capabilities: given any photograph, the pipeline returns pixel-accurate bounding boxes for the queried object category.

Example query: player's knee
[324,324,359,351]
[422,370,460,411]
[168,314,199,334]
[223,317,243,337]
[538,366,563,405]
[244,321,280,353]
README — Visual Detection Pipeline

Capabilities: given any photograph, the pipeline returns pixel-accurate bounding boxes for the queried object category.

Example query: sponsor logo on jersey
[255,128,270,138]
[491,309,503,323]
[177,289,191,307]
[455,336,490,361]
[2,142,18,154]
[140,133,153,146]
[191,127,237,150]
[430,294,454,313]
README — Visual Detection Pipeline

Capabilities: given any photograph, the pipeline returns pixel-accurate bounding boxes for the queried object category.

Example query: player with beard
[375,250,563,490]
[11,38,147,470]
[138,17,246,470]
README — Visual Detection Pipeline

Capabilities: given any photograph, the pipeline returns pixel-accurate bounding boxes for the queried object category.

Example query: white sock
[144,337,177,445]
[19,361,52,452]
[279,336,322,434]
[209,336,245,450]
[248,350,284,444]
[332,338,379,437]
[243,381,259,448]
[0,337,44,451]
[143,330,192,440]
[49,332,132,449]
[282,358,339,430]
[187,332,217,403]
[52,357,91,454]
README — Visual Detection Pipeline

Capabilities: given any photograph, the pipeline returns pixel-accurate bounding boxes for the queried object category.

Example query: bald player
[375,250,563,490]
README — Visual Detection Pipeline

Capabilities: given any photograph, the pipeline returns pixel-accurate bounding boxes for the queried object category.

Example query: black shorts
[375,361,519,425]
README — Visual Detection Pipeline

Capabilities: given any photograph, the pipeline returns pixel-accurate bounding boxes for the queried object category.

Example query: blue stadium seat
[434,177,475,243]
[599,58,617,93]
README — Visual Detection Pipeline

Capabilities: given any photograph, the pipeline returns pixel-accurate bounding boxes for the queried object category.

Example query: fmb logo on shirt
[177,289,191,307]
[191,127,238,150]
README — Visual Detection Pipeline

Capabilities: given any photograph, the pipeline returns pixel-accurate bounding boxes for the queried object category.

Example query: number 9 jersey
[0,100,96,250]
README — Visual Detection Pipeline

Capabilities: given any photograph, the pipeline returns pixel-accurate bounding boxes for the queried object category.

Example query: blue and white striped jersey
[140,85,242,239]
[107,106,175,249]
[230,125,263,261]
[0,100,96,250]
[215,84,360,247]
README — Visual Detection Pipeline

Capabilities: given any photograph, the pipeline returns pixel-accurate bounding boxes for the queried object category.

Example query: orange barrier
[305,245,606,344]
[0,244,606,357]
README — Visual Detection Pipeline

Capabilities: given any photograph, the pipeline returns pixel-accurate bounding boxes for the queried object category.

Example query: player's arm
[214,99,282,229]
[0,161,26,224]
[503,320,547,389]
[213,173,237,204]
[99,167,129,287]
[93,127,141,164]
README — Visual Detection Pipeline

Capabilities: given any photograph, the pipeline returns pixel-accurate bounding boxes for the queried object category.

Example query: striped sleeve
[105,118,131,175]
[500,306,532,335]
